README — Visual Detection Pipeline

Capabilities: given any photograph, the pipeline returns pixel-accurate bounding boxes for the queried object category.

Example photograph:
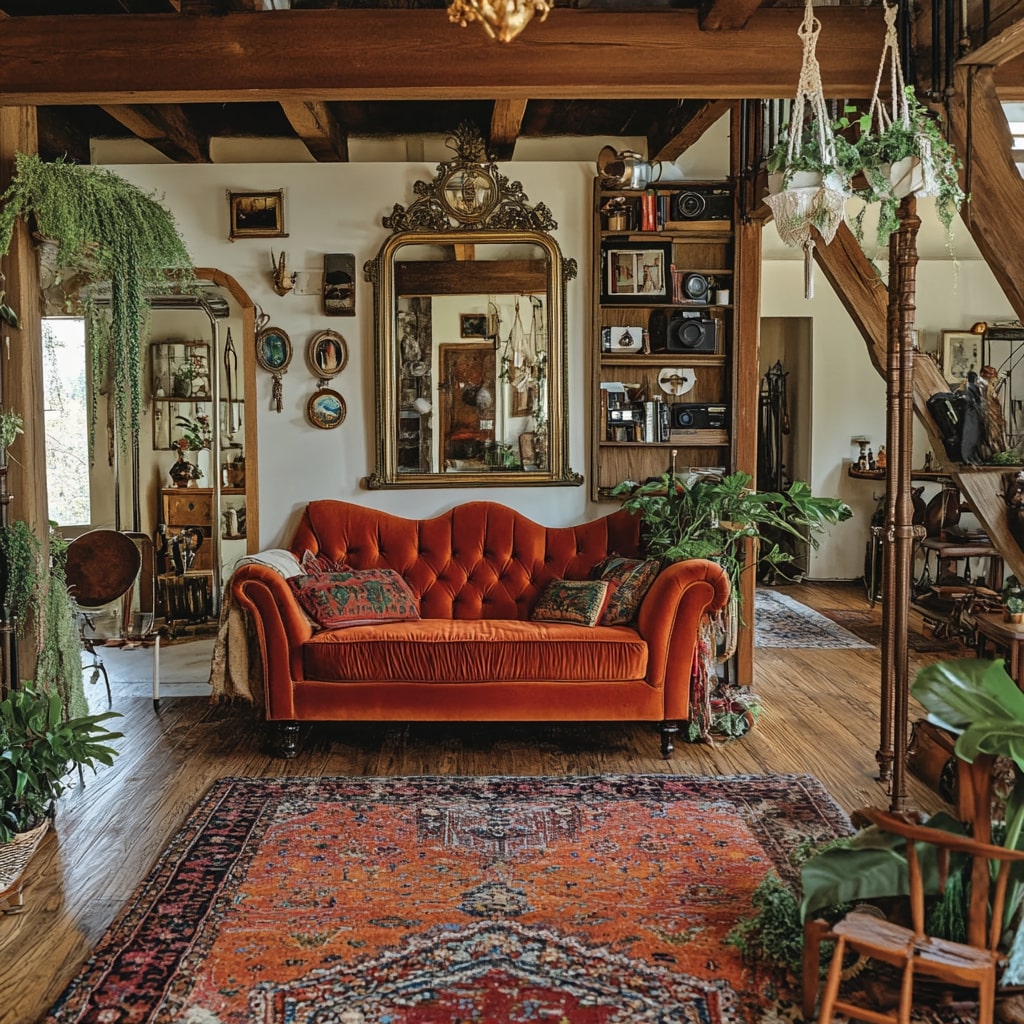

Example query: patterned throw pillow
[530,579,614,628]
[592,556,661,626]
[300,549,352,576]
[287,569,420,630]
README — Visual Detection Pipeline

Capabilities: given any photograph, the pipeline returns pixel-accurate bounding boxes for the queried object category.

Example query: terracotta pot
[1005,611,1024,624]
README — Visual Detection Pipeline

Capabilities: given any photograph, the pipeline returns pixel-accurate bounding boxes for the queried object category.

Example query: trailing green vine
[0,519,41,634]
[0,154,195,456]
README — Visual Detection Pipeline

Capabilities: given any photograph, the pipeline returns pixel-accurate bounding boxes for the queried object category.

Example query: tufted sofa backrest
[289,500,643,620]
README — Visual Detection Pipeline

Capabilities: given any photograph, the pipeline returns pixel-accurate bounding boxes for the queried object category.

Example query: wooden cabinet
[590,179,736,501]
[161,487,246,572]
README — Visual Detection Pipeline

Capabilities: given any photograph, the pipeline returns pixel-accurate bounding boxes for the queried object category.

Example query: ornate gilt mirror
[364,125,582,489]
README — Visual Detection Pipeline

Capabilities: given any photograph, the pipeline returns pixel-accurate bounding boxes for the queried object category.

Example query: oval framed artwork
[255,326,292,373]
[307,388,346,429]
[307,329,348,379]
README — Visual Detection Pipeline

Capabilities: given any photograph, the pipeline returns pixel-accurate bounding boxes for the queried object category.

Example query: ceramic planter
[884,156,925,199]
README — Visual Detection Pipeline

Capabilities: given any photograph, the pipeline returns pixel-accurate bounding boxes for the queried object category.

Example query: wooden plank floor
[0,581,965,1024]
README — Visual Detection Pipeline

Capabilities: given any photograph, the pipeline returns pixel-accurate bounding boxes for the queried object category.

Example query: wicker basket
[0,818,50,911]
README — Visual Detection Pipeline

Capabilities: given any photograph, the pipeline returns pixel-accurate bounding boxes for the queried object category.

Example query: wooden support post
[0,108,45,687]
[879,195,920,810]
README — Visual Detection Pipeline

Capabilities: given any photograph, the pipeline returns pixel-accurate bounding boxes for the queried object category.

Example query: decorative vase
[169,451,194,488]
[0,818,50,911]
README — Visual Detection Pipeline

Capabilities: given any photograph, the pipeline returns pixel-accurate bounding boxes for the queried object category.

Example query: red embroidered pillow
[288,570,420,630]
[530,579,615,628]
[592,556,661,625]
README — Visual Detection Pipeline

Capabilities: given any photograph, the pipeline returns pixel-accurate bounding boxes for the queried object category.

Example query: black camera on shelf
[649,310,718,353]
[670,402,728,430]
[670,185,732,222]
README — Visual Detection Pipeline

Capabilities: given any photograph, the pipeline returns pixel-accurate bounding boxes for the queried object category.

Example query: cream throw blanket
[208,548,302,703]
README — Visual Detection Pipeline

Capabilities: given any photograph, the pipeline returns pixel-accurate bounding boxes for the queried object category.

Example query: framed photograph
[228,189,286,240]
[255,326,292,373]
[942,330,982,383]
[307,329,348,379]
[601,241,672,303]
[460,313,488,338]
[323,253,356,316]
[307,388,347,429]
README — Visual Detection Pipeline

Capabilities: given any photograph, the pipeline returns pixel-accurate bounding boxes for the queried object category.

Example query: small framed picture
[609,326,644,352]
[255,326,292,373]
[941,330,982,383]
[323,253,356,316]
[308,329,348,379]
[601,241,672,303]
[307,388,347,429]
[228,189,286,240]
[460,313,488,338]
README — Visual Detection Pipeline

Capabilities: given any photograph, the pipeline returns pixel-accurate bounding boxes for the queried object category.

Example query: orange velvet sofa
[230,500,730,758]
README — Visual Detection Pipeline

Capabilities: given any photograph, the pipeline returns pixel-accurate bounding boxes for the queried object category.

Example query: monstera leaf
[911,658,1024,770]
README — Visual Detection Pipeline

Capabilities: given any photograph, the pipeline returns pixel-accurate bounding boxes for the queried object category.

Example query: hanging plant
[763,0,852,298]
[0,154,196,456]
[846,3,966,250]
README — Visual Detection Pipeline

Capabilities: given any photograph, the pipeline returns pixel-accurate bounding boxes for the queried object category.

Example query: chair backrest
[859,807,1024,952]
[65,529,142,609]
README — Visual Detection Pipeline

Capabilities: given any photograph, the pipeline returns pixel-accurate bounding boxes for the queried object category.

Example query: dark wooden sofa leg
[660,720,679,758]
[276,721,299,759]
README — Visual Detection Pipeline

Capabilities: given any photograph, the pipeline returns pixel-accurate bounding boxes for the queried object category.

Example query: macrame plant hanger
[764,0,848,298]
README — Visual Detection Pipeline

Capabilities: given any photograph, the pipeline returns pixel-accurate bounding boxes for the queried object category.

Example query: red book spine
[642,190,657,232]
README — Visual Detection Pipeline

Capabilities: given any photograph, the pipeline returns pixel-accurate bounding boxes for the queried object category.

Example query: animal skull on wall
[271,249,295,296]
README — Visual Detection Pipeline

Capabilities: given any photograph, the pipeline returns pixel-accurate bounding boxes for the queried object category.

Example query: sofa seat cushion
[301,618,649,684]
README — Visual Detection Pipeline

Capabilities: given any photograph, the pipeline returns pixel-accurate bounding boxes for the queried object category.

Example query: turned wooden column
[879,195,920,810]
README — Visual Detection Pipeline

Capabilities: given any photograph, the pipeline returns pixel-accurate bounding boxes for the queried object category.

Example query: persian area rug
[754,588,875,649]
[818,607,966,654]
[44,774,852,1024]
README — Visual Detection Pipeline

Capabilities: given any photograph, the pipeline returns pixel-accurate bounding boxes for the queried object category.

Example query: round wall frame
[307,388,346,429]
[255,326,292,373]
[307,329,348,379]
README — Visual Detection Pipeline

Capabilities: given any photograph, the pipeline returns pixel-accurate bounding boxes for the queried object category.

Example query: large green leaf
[911,659,1024,738]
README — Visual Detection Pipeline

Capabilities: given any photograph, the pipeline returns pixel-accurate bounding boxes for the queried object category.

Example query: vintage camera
[670,185,732,222]
[670,402,728,430]
[665,312,718,353]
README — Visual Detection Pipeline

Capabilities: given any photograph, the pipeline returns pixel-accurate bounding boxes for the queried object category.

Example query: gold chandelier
[448,0,552,43]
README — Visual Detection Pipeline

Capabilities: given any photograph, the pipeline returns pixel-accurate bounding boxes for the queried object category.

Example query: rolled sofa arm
[231,563,313,717]
[635,558,731,722]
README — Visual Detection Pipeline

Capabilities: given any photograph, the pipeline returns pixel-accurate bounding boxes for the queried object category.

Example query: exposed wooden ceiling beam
[0,8,888,104]
[698,0,764,33]
[489,99,527,161]
[278,99,348,161]
[649,99,732,163]
[958,14,1024,66]
[98,103,211,161]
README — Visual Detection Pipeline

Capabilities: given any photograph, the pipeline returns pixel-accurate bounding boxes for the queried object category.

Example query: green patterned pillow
[592,556,661,625]
[288,569,420,630]
[530,579,614,628]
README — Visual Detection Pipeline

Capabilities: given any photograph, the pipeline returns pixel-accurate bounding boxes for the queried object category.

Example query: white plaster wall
[105,137,1010,576]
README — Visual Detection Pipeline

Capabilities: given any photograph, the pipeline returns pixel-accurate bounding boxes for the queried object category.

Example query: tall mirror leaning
[364,125,582,489]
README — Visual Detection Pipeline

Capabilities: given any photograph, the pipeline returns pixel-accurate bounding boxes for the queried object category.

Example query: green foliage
[725,870,805,972]
[1006,596,1024,615]
[0,520,41,633]
[0,408,22,451]
[0,153,195,455]
[765,117,858,190]
[611,470,852,599]
[0,686,121,843]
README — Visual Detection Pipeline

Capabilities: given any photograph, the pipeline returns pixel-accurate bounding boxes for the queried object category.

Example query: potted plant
[1005,595,1024,624]
[611,468,852,602]
[851,86,966,250]
[730,657,1024,987]
[0,685,121,907]
[0,153,195,456]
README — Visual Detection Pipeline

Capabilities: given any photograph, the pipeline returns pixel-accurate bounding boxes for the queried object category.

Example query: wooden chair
[803,806,1024,1024]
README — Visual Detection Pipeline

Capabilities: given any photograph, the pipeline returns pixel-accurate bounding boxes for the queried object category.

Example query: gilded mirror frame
[363,124,582,490]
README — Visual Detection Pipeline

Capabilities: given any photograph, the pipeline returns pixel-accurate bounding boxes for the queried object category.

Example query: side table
[974,611,1024,689]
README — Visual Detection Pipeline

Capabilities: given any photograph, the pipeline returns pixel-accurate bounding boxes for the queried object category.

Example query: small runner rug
[43,773,854,1024]
[754,588,875,649]
[818,607,966,654]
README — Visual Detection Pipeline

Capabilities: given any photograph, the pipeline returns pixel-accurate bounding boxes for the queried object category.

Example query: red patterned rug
[43,774,854,1024]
